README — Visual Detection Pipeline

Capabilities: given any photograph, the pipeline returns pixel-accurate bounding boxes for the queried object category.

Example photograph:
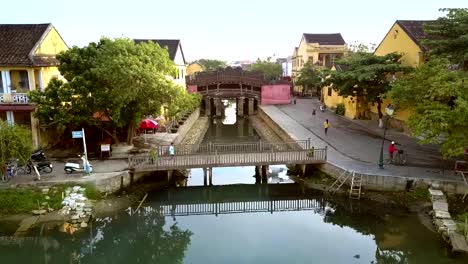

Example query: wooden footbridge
[128,140,327,171]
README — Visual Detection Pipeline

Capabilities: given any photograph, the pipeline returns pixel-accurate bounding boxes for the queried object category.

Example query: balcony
[0,93,30,104]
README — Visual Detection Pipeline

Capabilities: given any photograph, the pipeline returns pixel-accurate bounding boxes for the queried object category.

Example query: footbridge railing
[129,140,327,171]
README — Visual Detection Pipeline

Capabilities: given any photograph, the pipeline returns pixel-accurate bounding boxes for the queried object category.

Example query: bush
[335,103,345,116]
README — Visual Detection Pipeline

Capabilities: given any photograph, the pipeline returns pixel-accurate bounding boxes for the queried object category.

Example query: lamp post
[378,104,395,169]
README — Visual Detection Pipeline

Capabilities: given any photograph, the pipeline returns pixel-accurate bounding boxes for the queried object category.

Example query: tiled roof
[396,20,435,51]
[303,33,346,45]
[0,23,52,66]
[134,39,182,61]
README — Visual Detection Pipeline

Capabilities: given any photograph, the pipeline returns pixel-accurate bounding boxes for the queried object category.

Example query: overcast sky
[2,0,466,62]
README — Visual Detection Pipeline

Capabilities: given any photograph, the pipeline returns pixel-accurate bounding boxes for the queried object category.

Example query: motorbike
[64,154,92,174]
[28,149,53,173]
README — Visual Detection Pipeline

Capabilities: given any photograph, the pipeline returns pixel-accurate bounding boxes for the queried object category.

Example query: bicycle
[384,150,407,165]
[1,161,18,182]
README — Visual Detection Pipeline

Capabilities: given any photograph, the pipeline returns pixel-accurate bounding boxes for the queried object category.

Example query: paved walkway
[261,100,463,183]
[4,159,129,185]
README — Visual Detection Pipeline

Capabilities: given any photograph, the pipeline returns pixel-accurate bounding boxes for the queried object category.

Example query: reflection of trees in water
[0,207,192,264]
[79,206,193,264]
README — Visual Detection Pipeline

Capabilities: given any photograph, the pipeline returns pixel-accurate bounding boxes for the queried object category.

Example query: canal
[0,101,467,263]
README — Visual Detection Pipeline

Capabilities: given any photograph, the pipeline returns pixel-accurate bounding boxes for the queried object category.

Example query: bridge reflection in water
[152,183,328,217]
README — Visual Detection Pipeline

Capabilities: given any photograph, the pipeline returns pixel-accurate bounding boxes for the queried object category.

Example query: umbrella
[139,119,158,129]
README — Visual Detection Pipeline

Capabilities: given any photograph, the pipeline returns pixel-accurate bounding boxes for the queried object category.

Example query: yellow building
[322,65,359,119]
[292,33,347,93]
[322,20,433,124]
[370,20,433,124]
[187,61,204,76]
[0,23,68,147]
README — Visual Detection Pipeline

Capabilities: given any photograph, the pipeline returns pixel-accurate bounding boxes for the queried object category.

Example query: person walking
[323,119,330,135]
[169,142,175,159]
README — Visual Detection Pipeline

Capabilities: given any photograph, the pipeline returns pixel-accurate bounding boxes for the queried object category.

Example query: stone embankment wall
[179,116,210,146]
[256,108,303,150]
[173,108,200,145]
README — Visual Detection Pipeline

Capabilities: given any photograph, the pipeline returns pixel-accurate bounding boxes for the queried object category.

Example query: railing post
[325,146,328,160]
[308,138,311,149]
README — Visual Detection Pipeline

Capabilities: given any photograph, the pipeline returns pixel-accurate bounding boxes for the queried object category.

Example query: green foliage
[325,52,409,119]
[407,188,429,201]
[166,90,202,121]
[326,52,407,102]
[197,59,227,71]
[0,184,101,214]
[29,38,179,144]
[0,189,44,214]
[296,62,323,94]
[0,121,33,173]
[390,59,468,158]
[335,103,345,116]
[249,59,283,81]
[424,8,468,70]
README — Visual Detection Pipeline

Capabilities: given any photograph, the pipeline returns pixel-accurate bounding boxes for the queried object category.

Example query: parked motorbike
[64,154,92,174]
[29,149,53,173]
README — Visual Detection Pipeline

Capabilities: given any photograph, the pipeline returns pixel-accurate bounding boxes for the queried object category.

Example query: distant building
[187,61,204,76]
[292,33,347,94]
[276,57,292,77]
[134,39,187,88]
[0,23,68,147]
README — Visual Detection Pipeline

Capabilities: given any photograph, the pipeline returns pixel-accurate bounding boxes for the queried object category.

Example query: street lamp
[378,104,395,169]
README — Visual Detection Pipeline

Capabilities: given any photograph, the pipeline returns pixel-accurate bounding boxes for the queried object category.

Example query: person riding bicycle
[388,141,397,160]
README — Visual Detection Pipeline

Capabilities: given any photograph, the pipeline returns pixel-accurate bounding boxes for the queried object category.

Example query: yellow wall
[368,97,411,122]
[187,63,203,76]
[34,27,68,56]
[41,66,62,86]
[374,23,423,67]
[322,86,357,119]
[372,22,424,122]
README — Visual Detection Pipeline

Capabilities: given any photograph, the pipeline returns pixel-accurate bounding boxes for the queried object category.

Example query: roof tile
[0,24,51,66]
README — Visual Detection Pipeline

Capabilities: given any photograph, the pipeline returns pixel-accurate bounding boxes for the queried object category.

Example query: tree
[295,62,324,96]
[389,59,468,158]
[325,52,409,122]
[424,8,468,70]
[29,38,179,145]
[197,59,227,72]
[0,121,33,176]
[249,59,283,81]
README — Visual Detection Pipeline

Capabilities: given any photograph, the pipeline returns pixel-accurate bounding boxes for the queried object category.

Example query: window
[328,87,332,96]
[19,71,29,89]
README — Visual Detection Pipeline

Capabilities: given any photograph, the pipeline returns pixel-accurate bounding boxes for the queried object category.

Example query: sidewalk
[261,102,463,183]
[4,159,129,185]
[277,99,451,169]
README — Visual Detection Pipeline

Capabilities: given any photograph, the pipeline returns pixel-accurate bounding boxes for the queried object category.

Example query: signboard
[101,144,111,152]
[72,131,83,139]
